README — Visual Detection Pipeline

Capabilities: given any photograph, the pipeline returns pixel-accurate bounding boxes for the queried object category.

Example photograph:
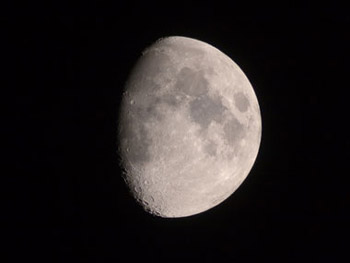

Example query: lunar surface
[117,36,261,218]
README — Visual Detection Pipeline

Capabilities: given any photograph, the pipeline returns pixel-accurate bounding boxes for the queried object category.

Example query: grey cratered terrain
[118,36,261,218]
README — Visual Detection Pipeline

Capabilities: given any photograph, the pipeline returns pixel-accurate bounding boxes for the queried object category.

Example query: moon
[117,36,261,218]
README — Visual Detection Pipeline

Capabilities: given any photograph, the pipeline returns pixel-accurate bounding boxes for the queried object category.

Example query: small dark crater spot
[234,92,250,112]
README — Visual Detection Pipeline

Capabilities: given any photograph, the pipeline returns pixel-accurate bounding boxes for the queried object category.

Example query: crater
[234,92,250,112]
[189,94,226,130]
[175,67,209,96]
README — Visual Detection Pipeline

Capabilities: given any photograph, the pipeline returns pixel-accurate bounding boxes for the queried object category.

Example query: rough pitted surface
[118,36,262,218]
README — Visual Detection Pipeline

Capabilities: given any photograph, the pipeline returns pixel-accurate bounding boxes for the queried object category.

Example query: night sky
[2,1,349,262]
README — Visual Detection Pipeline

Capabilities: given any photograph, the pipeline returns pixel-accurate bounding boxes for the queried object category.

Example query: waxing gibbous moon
[117,36,261,218]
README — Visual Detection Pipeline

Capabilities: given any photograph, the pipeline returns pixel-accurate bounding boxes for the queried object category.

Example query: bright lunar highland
[118,36,262,218]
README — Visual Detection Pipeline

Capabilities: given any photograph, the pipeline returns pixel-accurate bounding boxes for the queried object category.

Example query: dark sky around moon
[2,0,349,262]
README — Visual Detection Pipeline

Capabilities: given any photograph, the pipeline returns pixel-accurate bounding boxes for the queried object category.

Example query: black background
[2,1,349,262]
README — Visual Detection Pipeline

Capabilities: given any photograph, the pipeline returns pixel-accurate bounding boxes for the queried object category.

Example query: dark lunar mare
[189,94,227,130]
[174,65,247,156]
[234,92,250,112]
[223,117,244,148]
